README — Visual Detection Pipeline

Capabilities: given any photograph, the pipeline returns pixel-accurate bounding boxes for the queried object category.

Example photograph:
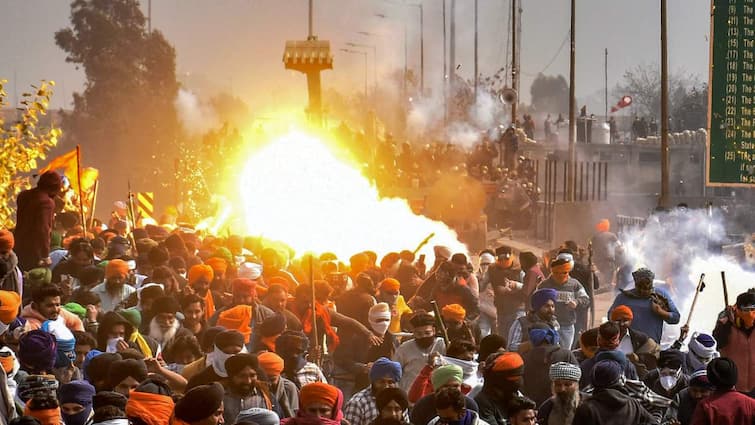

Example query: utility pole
[148,0,152,33]
[419,3,424,95]
[660,0,670,207]
[604,48,608,120]
[442,0,448,126]
[308,0,314,38]
[474,0,478,101]
[510,0,517,124]
[568,0,576,201]
[450,0,456,89]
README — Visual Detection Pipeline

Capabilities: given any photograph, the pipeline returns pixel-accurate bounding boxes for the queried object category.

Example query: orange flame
[239,131,466,259]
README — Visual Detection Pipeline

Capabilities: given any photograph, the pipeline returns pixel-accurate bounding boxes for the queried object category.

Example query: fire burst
[239,131,467,260]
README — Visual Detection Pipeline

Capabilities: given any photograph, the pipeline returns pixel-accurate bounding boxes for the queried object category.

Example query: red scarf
[300,302,340,350]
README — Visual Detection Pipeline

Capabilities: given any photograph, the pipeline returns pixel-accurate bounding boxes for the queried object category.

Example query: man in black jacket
[573,360,656,425]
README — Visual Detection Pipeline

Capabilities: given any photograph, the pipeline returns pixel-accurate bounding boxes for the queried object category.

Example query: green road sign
[708,0,755,186]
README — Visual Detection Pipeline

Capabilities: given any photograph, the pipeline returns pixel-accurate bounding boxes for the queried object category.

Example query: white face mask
[179,272,187,279]
[659,368,681,390]
[369,319,390,336]
[106,337,124,353]
[0,321,9,336]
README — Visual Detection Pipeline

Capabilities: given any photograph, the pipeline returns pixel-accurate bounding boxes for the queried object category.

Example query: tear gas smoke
[619,208,755,343]
[175,89,218,135]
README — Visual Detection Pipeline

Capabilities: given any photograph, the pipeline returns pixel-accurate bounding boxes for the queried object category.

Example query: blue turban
[595,350,629,369]
[370,357,402,384]
[81,349,103,382]
[592,360,623,388]
[529,327,559,346]
[530,288,557,311]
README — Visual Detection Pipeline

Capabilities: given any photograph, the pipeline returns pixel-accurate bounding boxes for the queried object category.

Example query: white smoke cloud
[619,208,755,343]
[174,89,218,136]
[407,87,504,148]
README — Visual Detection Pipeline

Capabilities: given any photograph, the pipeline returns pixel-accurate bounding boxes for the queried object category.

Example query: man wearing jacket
[536,257,589,349]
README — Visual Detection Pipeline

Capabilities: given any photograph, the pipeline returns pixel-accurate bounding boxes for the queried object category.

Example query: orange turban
[24,401,62,425]
[205,257,228,276]
[380,278,401,293]
[300,382,339,408]
[268,276,290,291]
[0,290,21,324]
[0,230,14,253]
[441,304,466,322]
[125,391,175,425]
[596,219,610,233]
[217,305,253,343]
[610,305,634,321]
[258,351,285,377]
[106,259,130,279]
[490,352,525,380]
[232,278,256,296]
[188,264,214,284]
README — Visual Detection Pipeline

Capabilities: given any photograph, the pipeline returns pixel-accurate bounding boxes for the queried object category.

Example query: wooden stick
[684,273,705,327]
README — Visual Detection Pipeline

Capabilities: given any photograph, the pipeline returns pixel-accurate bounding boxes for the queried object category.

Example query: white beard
[149,317,180,344]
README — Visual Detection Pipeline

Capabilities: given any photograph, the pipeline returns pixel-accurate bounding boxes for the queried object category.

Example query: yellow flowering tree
[0,79,61,228]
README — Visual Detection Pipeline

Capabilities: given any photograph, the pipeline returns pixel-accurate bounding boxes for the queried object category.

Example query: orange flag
[38,148,77,177]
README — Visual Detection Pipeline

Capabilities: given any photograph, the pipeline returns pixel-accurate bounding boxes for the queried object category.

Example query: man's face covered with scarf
[59,380,96,425]
[276,331,309,373]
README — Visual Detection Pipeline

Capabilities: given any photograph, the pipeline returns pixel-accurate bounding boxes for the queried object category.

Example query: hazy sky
[0,0,710,114]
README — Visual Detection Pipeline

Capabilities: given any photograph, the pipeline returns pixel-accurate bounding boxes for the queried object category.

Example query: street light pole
[347,41,377,94]
[568,0,576,201]
[660,0,670,207]
[474,0,478,101]
[341,49,368,99]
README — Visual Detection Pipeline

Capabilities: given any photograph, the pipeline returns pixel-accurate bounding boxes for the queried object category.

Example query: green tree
[529,73,569,113]
[0,80,61,227]
[614,64,706,130]
[55,0,180,199]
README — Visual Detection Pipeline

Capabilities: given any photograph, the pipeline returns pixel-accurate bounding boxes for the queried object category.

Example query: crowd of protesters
[333,124,540,231]
[0,169,753,425]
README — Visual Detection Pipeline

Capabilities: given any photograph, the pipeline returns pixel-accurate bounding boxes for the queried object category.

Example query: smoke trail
[174,89,218,135]
[619,208,755,340]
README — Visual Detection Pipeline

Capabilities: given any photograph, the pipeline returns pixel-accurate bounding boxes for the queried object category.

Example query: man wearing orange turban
[441,303,481,346]
[0,229,22,294]
[536,257,589,350]
[205,257,228,279]
[259,351,299,418]
[0,290,21,325]
[217,305,253,343]
[91,259,135,312]
[188,264,216,321]
[293,382,344,425]
[609,304,659,377]
[591,218,618,291]
[377,278,412,334]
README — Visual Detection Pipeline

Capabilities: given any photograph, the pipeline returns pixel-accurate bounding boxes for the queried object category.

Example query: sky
[0,0,710,114]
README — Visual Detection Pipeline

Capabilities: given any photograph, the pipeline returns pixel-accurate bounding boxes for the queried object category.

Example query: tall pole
[309,0,314,38]
[148,0,151,33]
[403,2,408,101]
[450,0,456,88]
[660,0,670,207]
[510,0,517,124]
[568,0,576,201]
[442,0,448,125]
[420,4,425,96]
[474,0,478,101]
[604,48,608,120]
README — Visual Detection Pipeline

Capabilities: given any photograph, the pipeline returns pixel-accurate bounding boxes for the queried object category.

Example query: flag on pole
[38,148,77,176]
